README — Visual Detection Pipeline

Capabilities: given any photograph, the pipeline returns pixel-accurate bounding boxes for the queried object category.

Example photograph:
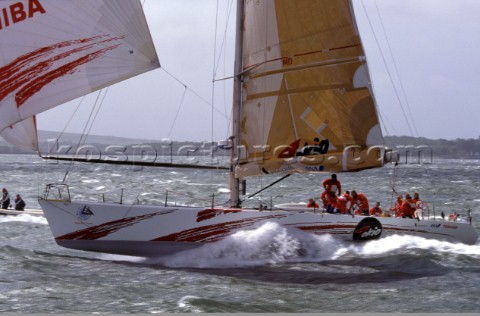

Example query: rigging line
[242,45,362,75]
[84,87,109,144]
[224,97,233,140]
[212,0,220,146]
[167,86,187,139]
[46,95,86,155]
[213,0,234,133]
[63,89,104,184]
[285,80,299,140]
[359,0,415,136]
[77,89,104,147]
[367,0,433,199]
[377,105,401,137]
[390,162,399,210]
[245,174,291,199]
[212,0,235,78]
[298,172,324,191]
[160,67,228,120]
[373,0,419,137]
[212,74,235,82]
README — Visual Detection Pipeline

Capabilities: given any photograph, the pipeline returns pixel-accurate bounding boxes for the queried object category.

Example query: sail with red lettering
[0,0,160,149]
[235,0,384,177]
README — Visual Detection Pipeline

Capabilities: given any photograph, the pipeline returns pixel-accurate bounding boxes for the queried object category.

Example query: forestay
[0,0,160,150]
[236,0,384,177]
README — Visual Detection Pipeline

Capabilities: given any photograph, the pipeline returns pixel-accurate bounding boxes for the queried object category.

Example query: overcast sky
[36,0,480,142]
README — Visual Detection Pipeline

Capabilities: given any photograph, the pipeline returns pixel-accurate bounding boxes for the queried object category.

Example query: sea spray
[149,222,348,268]
[0,214,47,225]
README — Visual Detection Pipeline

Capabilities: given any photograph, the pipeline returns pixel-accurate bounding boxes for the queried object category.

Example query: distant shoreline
[1,132,479,159]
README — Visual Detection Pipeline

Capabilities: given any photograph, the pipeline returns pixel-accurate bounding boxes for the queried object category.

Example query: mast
[230,0,245,208]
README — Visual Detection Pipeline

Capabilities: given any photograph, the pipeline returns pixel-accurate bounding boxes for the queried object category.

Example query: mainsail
[236,0,384,177]
[0,0,160,149]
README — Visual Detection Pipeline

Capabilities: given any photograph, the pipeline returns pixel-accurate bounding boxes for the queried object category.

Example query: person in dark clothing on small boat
[14,194,26,211]
[1,188,10,209]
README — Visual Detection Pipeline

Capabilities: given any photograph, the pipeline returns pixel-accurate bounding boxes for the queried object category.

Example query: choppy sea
[1,154,480,313]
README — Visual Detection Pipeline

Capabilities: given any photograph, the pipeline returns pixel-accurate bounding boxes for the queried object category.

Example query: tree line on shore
[1,135,479,159]
[384,136,480,159]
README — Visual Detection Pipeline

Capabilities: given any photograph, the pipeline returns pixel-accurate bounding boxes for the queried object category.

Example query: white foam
[177,296,202,312]
[96,253,145,263]
[0,214,47,225]
[145,223,480,268]
[151,222,347,268]
[88,221,480,268]
[333,234,480,258]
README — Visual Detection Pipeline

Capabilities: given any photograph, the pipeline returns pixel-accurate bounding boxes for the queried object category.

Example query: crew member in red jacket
[369,201,383,217]
[390,195,403,217]
[322,174,341,213]
[400,193,416,218]
[352,190,369,216]
[336,191,354,215]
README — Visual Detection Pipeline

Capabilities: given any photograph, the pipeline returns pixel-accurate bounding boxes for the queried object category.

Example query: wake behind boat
[0,0,478,258]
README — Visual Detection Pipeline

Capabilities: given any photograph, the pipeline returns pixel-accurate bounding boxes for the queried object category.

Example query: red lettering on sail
[10,3,26,23]
[0,0,45,30]
[28,0,46,17]
[1,8,10,29]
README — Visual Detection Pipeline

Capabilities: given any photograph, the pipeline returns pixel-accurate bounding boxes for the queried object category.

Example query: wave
[0,214,47,225]
[145,222,480,269]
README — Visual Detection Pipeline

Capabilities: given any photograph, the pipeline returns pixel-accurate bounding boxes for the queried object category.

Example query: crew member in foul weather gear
[412,192,422,208]
[322,174,341,213]
[321,190,338,213]
[369,201,383,216]
[390,195,403,217]
[448,212,458,221]
[307,198,319,208]
[336,191,354,214]
[352,190,369,216]
[400,193,416,218]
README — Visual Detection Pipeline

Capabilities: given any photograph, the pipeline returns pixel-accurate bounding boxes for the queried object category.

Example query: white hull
[38,199,479,258]
[0,208,44,217]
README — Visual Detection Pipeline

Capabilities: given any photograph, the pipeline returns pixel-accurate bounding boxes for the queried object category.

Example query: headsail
[0,116,38,151]
[236,0,384,177]
[0,0,160,148]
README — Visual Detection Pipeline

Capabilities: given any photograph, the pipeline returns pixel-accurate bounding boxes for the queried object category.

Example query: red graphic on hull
[0,35,125,107]
[196,208,241,222]
[56,210,174,240]
[353,225,370,235]
[293,223,357,235]
[153,214,287,243]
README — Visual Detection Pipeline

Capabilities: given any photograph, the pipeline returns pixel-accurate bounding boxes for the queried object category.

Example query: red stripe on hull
[196,208,241,222]
[56,210,174,240]
[153,214,287,242]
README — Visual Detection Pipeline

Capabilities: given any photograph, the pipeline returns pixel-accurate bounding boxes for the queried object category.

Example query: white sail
[0,0,160,146]
[0,116,38,151]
